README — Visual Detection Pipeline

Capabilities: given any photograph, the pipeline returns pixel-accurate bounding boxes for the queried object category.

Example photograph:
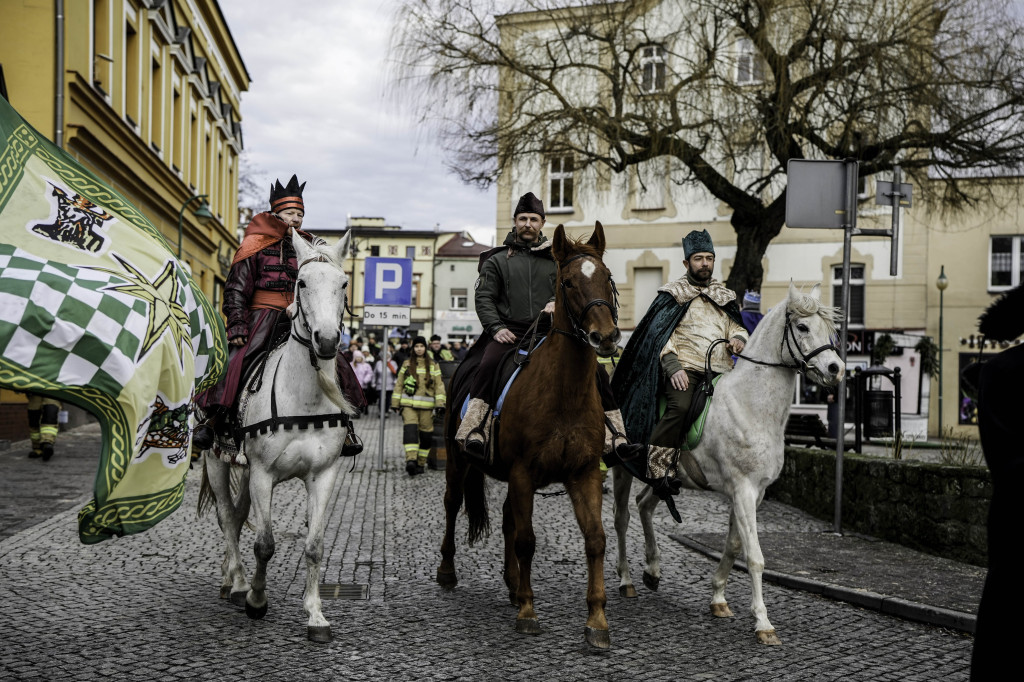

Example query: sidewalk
[0,419,985,633]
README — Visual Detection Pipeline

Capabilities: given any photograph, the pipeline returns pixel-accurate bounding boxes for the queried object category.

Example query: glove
[433,406,446,420]
[391,405,401,414]
[403,374,418,396]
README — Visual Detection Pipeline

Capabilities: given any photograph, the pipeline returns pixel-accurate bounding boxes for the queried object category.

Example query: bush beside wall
[767,447,992,567]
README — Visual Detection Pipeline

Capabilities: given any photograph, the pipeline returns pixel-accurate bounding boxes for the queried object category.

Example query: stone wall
[767,447,992,567]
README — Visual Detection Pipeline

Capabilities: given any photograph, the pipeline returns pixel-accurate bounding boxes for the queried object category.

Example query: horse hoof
[514,618,541,635]
[619,584,638,599]
[436,568,458,589]
[584,626,611,650]
[245,601,268,620]
[219,586,231,599]
[229,590,248,607]
[642,571,660,591]
[710,602,734,618]
[757,629,782,645]
[307,625,333,643]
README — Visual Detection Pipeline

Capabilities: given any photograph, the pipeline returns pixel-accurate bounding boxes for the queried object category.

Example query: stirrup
[342,426,363,457]
[192,423,216,451]
[464,430,487,459]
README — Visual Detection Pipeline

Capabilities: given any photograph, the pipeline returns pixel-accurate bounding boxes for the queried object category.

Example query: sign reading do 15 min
[363,257,413,327]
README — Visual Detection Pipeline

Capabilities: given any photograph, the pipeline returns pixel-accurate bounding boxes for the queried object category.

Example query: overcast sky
[218,0,498,245]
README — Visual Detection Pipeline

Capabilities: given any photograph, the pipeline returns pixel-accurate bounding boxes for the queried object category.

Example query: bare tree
[391,0,1024,294]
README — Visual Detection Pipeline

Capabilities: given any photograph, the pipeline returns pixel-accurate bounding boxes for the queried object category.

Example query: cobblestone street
[0,419,974,680]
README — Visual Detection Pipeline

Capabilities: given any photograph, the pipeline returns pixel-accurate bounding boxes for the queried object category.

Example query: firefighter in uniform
[392,336,446,475]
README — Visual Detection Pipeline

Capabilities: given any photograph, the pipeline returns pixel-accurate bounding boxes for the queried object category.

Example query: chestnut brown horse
[438,222,620,649]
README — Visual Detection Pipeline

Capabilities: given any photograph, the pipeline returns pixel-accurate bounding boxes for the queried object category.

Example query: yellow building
[0,0,248,440]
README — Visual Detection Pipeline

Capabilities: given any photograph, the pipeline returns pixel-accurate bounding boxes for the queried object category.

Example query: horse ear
[551,224,568,262]
[293,229,312,262]
[587,221,606,257]
[788,280,799,302]
[334,230,352,263]
[810,283,822,301]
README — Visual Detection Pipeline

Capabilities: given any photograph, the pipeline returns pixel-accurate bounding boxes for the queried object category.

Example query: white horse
[200,230,356,643]
[611,283,844,645]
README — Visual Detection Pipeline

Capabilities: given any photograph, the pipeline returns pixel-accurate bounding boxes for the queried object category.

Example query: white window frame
[989,235,1024,291]
[639,44,666,94]
[450,288,468,311]
[547,155,574,212]
[735,37,764,85]
[832,263,865,328]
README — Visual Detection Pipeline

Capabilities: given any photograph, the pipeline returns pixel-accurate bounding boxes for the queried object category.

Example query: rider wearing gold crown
[194,175,365,456]
[612,230,748,503]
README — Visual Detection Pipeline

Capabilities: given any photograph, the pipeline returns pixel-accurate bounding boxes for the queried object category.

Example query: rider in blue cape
[612,229,747,500]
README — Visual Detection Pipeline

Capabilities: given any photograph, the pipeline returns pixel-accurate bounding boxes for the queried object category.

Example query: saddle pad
[681,374,722,451]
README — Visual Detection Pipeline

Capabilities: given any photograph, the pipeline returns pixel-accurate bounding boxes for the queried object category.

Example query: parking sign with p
[364,257,413,306]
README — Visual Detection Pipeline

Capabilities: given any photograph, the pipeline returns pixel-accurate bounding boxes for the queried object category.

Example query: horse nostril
[828,363,839,375]
[612,328,621,345]
[589,331,602,346]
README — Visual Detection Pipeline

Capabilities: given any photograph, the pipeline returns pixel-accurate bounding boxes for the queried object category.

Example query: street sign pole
[378,328,391,471]
[834,159,858,535]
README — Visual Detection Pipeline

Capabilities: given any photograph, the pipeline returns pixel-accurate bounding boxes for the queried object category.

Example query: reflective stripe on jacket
[391,358,446,410]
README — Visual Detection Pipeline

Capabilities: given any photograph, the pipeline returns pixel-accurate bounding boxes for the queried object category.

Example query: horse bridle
[551,253,620,345]
[735,310,839,376]
[289,253,346,369]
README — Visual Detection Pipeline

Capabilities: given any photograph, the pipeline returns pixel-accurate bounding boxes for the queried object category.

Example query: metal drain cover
[319,583,369,600]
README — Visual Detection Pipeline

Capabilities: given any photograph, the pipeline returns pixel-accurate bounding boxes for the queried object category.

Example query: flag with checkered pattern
[0,96,227,543]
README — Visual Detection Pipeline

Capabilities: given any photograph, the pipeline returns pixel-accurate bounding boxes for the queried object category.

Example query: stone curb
[670,533,977,635]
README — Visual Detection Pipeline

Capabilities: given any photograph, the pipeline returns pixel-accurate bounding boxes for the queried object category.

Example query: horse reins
[551,253,620,345]
[734,310,839,375]
[288,253,344,370]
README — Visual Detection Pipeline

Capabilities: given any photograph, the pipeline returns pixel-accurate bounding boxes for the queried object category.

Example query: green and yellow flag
[0,96,227,544]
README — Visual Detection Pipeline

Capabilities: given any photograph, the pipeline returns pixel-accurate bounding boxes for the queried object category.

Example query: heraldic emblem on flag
[0,96,227,544]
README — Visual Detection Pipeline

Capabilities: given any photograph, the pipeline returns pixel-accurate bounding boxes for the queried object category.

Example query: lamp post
[349,232,359,339]
[177,194,214,258]
[936,265,949,436]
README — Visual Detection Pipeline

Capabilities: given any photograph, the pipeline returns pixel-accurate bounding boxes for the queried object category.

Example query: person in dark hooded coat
[970,282,1024,680]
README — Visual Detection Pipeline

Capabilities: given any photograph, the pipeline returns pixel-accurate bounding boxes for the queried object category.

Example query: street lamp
[936,265,949,436]
[177,194,214,258]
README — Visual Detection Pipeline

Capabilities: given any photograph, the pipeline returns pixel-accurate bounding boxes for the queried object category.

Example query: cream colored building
[308,217,460,341]
[0,0,248,439]
[493,2,1023,438]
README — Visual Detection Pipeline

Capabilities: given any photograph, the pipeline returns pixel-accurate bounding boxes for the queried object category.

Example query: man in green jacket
[456,192,556,457]
[456,192,640,467]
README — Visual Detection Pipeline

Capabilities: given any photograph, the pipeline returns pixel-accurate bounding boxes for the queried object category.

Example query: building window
[406,246,415,259]
[150,54,163,153]
[125,20,140,128]
[832,264,865,327]
[370,245,380,257]
[736,37,765,84]
[421,245,431,256]
[548,155,573,211]
[989,236,1024,290]
[412,273,421,306]
[388,245,398,256]
[92,0,112,96]
[451,288,468,310]
[639,44,666,94]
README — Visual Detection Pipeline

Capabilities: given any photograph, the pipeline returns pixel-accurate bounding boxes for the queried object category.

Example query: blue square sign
[363,258,413,305]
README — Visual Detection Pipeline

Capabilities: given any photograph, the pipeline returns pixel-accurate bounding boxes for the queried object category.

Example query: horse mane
[556,235,601,263]
[786,290,842,337]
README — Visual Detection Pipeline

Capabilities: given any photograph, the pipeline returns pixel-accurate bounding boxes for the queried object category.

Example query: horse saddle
[492,336,547,416]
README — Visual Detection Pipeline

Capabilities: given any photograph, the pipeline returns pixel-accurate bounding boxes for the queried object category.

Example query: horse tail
[196,455,215,518]
[318,358,356,415]
[464,465,490,545]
